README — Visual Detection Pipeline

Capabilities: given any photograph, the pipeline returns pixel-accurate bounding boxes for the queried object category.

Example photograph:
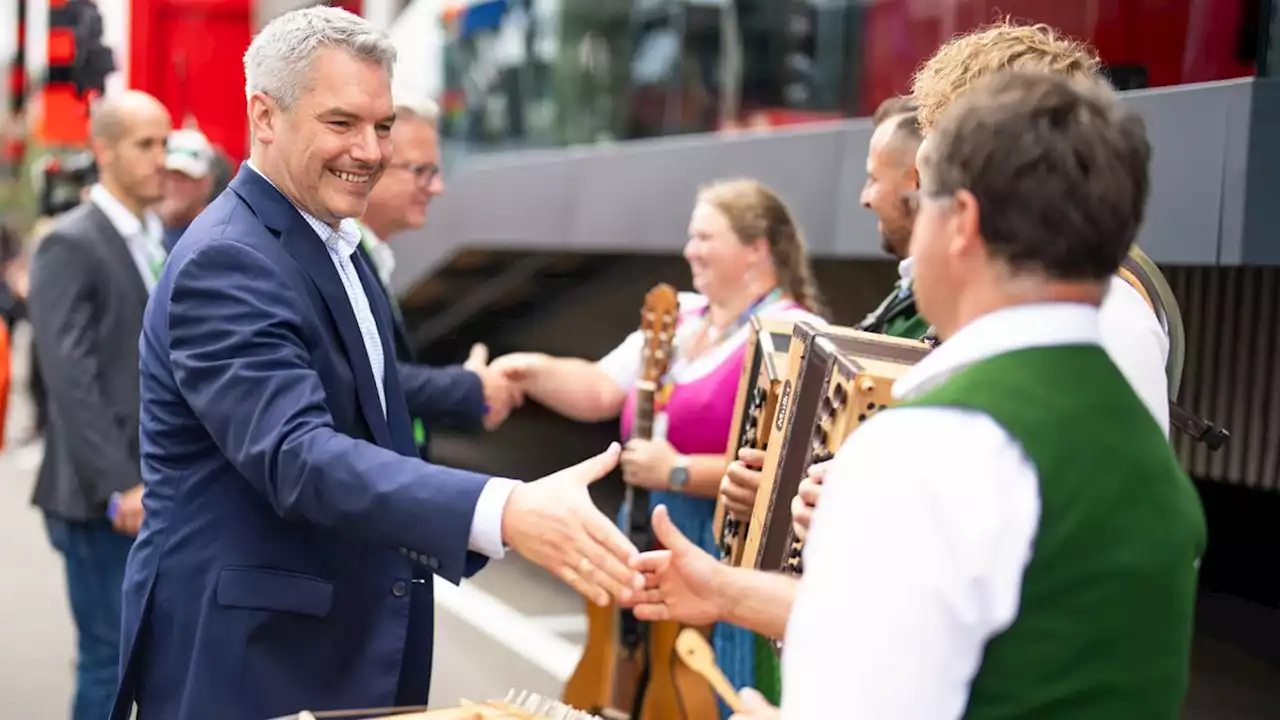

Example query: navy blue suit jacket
[114,165,494,720]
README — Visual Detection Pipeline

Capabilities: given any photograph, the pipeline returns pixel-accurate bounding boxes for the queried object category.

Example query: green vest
[858,284,931,341]
[901,344,1205,720]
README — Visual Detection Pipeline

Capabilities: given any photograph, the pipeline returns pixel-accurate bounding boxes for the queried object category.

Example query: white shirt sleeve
[1099,277,1171,435]
[466,477,521,559]
[596,330,645,392]
[780,408,1041,720]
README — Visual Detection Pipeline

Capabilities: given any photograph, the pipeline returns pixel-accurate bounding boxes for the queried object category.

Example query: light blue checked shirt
[248,164,516,561]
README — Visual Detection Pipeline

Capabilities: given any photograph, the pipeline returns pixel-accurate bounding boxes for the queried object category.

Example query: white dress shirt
[781,303,1129,719]
[248,165,516,561]
[596,292,824,389]
[89,184,167,293]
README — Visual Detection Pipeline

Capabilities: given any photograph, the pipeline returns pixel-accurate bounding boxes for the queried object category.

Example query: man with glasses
[358,97,519,456]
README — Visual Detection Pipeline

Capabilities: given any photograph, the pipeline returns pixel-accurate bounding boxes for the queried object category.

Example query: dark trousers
[45,515,134,720]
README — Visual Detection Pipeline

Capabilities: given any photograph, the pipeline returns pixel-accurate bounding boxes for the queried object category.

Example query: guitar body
[638,621,719,720]
[563,599,628,713]
[565,283,717,719]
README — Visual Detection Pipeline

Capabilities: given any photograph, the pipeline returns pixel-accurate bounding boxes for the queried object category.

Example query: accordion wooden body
[713,315,799,566]
[741,321,931,574]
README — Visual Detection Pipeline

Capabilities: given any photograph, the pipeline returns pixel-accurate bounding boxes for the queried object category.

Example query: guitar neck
[632,381,656,440]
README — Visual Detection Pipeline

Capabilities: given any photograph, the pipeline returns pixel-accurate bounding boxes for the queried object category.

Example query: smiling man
[115,7,643,719]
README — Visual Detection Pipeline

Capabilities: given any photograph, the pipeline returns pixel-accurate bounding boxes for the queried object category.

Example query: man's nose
[350,128,382,165]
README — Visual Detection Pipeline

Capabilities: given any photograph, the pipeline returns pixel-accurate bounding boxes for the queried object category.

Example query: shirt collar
[897,256,915,285]
[246,162,363,258]
[893,302,1103,400]
[89,184,163,244]
[357,221,397,286]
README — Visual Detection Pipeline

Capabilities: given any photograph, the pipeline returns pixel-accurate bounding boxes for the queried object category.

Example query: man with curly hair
[909,21,1169,435]
[910,21,1101,134]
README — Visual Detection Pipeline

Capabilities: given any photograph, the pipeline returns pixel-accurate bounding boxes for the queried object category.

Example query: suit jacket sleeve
[396,362,486,432]
[167,239,494,583]
[28,231,142,504]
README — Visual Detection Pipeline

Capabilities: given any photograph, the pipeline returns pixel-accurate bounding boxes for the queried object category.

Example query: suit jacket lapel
[351,249,416,456]
[229,166,393,450]
[356,243,414,363]
[86,204,149,309]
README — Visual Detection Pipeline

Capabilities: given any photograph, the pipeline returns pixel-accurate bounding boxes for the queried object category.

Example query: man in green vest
[853,95,929,341]
[627,71,1206,719]
[358,97,521,459]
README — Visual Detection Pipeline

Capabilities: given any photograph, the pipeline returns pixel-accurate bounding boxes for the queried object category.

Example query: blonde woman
[493,178,825,715]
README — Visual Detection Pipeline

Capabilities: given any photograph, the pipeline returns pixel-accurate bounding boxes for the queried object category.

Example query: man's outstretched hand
[501,443,644,606]
[624,504,729,626]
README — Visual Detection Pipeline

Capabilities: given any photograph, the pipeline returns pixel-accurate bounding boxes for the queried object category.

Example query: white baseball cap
[165,128,215,179]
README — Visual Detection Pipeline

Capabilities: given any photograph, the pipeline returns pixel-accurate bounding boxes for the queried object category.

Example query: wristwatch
[668,455,690,493]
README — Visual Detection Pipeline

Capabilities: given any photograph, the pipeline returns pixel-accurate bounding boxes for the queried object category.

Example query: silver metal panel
[567,126,848,255]
[1120,81,1240,265]
[390,77,1272,295]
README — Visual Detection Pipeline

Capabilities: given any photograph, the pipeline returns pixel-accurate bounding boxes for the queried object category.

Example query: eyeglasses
[388,161,440,187]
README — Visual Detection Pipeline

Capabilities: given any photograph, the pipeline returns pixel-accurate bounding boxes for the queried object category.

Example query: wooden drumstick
[674,628,743,712]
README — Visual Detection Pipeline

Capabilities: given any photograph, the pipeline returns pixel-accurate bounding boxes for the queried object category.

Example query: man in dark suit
[113,7,641,719]
[356,95,509,458]
[27,89,171,720]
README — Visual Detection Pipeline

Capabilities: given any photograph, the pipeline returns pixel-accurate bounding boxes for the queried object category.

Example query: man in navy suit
[112,7,642,719]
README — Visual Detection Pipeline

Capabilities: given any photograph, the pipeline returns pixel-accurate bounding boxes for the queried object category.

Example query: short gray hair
[395,97,440,125]
[244,5,397,110]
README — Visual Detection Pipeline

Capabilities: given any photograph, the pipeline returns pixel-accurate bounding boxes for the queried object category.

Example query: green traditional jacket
[903,344,1205,719]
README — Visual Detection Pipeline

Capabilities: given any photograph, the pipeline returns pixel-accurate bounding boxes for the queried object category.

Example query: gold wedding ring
[577,557,593,576]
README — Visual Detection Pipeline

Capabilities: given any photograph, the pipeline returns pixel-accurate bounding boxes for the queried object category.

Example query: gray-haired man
[113,8,643,719]
[356,98,519,453]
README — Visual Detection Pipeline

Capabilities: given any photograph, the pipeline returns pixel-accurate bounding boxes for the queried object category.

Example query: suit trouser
[45,514,134,720]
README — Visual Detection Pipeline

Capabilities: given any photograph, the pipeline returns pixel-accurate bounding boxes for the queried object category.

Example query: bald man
[27,89,170,720]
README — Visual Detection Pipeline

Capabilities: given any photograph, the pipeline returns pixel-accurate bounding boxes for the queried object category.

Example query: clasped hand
[464,343,524,430]
[501,442,645,606]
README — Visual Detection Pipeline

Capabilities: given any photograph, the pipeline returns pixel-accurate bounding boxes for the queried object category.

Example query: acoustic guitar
[563,284,718,720]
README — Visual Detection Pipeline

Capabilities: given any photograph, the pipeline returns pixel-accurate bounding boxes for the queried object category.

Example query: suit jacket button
[408,550,420,561]
[391,580,407,597]
[424,557,439,570]
[398,547,408,555]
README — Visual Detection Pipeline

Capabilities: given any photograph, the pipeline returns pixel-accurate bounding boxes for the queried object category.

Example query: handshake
[463,345,540,431]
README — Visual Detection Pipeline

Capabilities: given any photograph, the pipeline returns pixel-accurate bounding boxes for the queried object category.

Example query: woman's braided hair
[696,178,826,317]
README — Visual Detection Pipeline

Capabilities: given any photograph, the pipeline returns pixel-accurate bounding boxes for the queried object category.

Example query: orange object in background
[38,0,91,146]
[36,85,91,146]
